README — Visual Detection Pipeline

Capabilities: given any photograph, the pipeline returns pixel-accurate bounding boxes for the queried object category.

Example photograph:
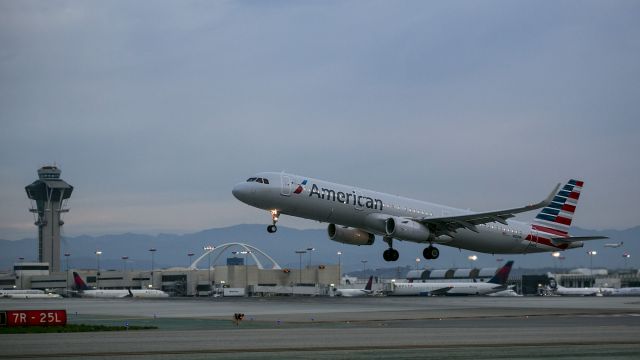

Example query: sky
[1,1,639,240]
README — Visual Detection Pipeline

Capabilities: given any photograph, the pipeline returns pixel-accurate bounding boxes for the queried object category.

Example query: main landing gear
[423,245,440,260]
[383,236,399,262]
[267,210,280,233]
[382,237,440,262]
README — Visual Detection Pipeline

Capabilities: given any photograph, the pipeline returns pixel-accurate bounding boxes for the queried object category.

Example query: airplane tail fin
[488,261,514,285]
[72,272,90,291]
[364,276,374,291]
[532,179,584,237]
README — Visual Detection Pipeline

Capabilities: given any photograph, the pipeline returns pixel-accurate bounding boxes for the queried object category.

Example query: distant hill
[0,225,637,273]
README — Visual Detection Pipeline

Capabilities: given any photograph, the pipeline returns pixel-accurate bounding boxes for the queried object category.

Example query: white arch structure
[189,242,282,270]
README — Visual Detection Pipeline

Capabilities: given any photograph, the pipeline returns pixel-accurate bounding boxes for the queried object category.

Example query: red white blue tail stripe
[532,179,583,238]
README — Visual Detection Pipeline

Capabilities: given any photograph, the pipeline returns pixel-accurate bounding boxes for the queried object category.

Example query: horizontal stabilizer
[552,236,609,244]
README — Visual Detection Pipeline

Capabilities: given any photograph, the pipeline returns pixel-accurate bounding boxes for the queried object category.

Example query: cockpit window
[256,178,264,183]
[247,177,257,182]
[263,178,269,184]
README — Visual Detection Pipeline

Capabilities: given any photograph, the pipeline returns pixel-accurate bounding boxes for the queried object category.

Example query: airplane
[609,287,640,296]
[0,289,62,299]
[72,272,169,298]
[334,276,374,297]
[390,260,514,296]
[232,172,607,261]
[546,278,613,296]
[604,242,624,248]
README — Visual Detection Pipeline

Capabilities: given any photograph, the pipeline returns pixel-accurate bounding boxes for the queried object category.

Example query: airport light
[149,248,157,288]
[64,253,71,290]
[415,257,421,270]
[295,250,307,285]
[337,251,342,278]
[306,248,316,268]
[468,255,477,268]
[588,250,597,277]
[204,245,215,294]
[188,253,194,268]
[623,252,631,270]
[95,250,102,288]
[18,257,24,289]
[552,252,561,270]
[361,260,368,276]
[240,250,251,290]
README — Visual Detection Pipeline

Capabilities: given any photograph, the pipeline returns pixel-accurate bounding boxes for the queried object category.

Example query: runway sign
[0,310,67,326]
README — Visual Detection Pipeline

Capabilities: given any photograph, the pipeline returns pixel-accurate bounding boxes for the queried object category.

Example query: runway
[1,296,639,359]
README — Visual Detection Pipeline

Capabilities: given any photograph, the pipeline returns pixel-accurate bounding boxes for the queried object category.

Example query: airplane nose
[232,183,249,201]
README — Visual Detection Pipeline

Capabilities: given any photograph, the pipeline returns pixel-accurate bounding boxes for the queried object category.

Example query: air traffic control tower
[25,166,73,272]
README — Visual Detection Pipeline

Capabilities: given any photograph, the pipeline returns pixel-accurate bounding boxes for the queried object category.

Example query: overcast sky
[1,1,639,240]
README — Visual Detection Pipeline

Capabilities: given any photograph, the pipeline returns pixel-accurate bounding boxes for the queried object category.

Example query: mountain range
[1,224,637,274]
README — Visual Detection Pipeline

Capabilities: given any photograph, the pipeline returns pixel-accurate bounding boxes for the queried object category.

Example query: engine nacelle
[327,224,375,246]
[385,217,431,242]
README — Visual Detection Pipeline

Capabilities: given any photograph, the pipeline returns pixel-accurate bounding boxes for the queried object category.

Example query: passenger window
[247,178,257,182]
[256,178,264,183]
[263,178,269,184]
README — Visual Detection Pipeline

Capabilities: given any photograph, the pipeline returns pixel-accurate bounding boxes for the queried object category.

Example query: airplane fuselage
[233,172,581,255]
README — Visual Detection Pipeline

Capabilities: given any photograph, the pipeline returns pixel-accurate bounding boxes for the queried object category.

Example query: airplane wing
[429,286,453,296]
[414,183,561,237]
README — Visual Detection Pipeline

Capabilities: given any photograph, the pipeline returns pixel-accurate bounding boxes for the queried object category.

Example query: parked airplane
[547,278,613,296]
[72,272,169,298]
[232,173,607,261]
[604,242,624,248]
[334,276,374,297]
[609,287,640,296]
[0,289,62,299]
[390,260,514,296]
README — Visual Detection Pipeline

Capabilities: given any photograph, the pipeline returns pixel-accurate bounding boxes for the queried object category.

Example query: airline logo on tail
[364,275,374,291]
[73,272,91,291]
[488,261,514,285]
[533,179,583,237]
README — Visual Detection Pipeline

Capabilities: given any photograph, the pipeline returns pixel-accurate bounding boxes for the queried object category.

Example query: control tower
[25,166,73,272]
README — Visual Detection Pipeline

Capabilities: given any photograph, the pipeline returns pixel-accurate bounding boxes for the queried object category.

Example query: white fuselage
[79,289,169,298]
[391,281,504,296]
[233,172,575,254]
[334,289,372,297]
[554,285,613,296]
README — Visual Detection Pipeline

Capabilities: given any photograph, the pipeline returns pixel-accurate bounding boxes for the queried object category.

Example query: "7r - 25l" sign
[0,310,67,327]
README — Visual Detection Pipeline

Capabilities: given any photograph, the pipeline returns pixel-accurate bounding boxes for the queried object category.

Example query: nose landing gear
[267,210,280,233]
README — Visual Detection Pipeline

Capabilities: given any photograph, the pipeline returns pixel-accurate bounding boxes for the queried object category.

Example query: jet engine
[385,217,431,242]
[327,224,375,246]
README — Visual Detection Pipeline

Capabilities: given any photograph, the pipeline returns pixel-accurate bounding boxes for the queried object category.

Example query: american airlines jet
[232,172,607,262]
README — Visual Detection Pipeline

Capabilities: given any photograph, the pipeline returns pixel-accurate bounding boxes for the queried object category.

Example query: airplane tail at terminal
[364,276,373,291]
[487,261,514,285]
[533,179,583,236]
[73,272,91,291]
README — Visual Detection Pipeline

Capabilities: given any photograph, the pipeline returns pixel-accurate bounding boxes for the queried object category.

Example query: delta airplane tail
[487,261,514,286]
[73,272,91,291]
[364,275,373,291]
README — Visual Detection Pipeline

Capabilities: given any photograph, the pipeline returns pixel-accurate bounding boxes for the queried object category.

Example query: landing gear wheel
[267,210,280,233]
[383,248,400,262]
[423,246,439,260]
